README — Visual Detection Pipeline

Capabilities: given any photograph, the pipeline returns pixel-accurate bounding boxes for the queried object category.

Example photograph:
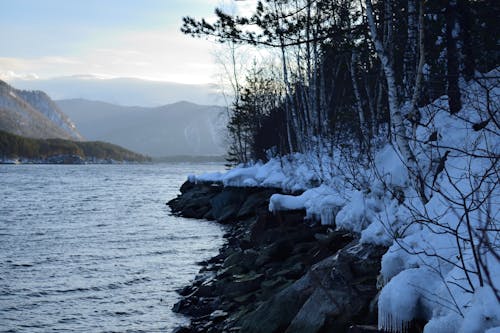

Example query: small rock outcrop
[168,181,387,333]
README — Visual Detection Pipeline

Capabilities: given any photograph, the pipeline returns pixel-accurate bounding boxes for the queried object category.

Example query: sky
[0,0,255,85]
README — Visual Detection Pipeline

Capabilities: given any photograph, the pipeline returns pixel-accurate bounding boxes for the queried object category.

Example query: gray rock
[238,239,386,333]
[221,272,265,296]
[210,188,248,222]
[237,189,277,218]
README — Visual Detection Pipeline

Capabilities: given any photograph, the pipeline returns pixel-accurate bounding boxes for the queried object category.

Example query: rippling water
[0,163,225,332]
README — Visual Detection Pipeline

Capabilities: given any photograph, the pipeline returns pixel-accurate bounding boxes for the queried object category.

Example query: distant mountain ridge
[0,80,83,140]
[9,75,223,107]
[57,99,228,157]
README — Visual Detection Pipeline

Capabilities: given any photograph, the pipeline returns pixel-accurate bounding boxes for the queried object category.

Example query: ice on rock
[269,184,346,225]
[336,190,372,233]
[222,164,261,187]
[360,219,392,245]
[378,268,439,332]
[423,314,461,333]
[191,171,223,183]
[458,286,500,333]
[269,193,306,212]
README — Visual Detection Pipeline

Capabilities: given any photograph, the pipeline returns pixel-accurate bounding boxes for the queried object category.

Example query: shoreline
[168,181,390,333]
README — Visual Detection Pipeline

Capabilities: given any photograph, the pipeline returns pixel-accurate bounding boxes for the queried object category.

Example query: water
[0,163,225,332]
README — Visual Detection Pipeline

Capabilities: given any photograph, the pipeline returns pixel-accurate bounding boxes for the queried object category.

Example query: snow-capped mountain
[57,99,228,157]
[0,80,83,140]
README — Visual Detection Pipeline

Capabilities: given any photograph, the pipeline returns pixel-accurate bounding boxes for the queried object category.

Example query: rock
[172,326,193,333]
[218,264,246,278]
[237,247,337,333]
[169,183,386,333]
[223,251,244,268]
[210,310,229,322]
[233,292,257,304]
[195,280,217,298]
[255,239,293,266]
[179,180,196,193]
[240,249,259,271]
[178,285,197,297]
[275,262,305,279]
[348,325,384,333]
[221,272,265,295]
[168,182,221,219]
[278,209,308,226]
[237,189,277,219]
[285,241,387,333]
[238,240,386,333]
[209,187,248,222]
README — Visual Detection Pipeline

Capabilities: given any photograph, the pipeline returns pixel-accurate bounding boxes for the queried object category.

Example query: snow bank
[188,71,500,332]
[194,154,321,191]
[375,73,500,332]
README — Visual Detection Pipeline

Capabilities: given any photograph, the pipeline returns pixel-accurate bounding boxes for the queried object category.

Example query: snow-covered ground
[190,70,499,332]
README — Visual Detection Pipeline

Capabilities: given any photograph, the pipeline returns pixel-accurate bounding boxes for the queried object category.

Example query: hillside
[0,80,82,140]
[56,99,228,157]
[0,130,150,163]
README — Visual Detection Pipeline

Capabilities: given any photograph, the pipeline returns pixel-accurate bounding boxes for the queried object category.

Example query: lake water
[0,163,225,332]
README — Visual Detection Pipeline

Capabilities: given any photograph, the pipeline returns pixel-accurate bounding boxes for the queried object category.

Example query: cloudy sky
[0,0,255,85]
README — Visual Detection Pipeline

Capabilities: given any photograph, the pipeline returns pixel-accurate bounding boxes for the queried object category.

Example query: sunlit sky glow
[0,0,256,84]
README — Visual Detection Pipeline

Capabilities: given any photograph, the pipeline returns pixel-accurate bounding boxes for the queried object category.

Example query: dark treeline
[182,0,499,165]
[0,130,150,162]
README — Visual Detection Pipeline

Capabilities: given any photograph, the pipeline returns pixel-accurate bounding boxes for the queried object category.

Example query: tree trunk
[350,51,368,148]
[445,0,462,114]
[404,0,418,99]
[366,0,428,203]
[365,0,414,163]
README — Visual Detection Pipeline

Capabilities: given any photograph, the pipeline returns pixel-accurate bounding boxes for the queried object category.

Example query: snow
[486,328,500,333]
[195,153,333,191]
[189,70,500,332]
[378,268,438,332]
[269,184,346,224]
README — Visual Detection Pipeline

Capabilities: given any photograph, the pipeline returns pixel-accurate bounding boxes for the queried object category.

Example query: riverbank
[168,181,392,333]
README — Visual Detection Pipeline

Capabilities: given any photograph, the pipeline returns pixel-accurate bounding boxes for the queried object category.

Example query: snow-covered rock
[189,69,500,332]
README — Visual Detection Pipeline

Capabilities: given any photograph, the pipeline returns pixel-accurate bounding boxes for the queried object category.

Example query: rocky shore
[168,181,389,333]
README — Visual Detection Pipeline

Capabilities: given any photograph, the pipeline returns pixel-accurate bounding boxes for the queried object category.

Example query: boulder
[237,189,278,219]
[220,272,265,296]
[238,239,387,333]
[209,187,248,223]
[168,181,221,219]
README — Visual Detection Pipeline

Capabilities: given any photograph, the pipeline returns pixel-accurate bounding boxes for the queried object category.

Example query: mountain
[56,99,228,157]
[9,75,224,107]
[0,80,83,140]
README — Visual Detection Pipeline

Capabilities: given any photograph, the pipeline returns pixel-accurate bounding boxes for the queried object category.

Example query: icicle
[378,312,411,333]
[320,206,337,226]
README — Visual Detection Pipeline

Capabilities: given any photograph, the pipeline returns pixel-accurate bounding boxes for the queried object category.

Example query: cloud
[0,26,219,84]
[0,1,261,85]
[0,70,39,81]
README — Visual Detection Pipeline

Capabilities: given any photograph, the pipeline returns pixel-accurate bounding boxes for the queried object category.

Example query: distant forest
[182,0,498,164]
[0,130,150,163]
